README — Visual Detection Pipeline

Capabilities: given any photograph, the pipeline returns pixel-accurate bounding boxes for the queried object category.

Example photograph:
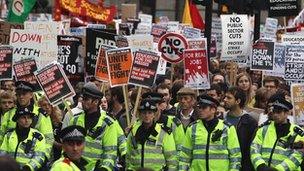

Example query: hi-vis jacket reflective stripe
[166,115,185,152]
[113,120,126,156]
[179,119,241,171]
[126,121,178,171]
[50,157,95,171]
[251,121,304,171]
[0,105,54,159]
[69,111,117,171]
[0,128,46,171]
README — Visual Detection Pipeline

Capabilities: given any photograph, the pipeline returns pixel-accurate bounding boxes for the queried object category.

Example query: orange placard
[95,45,116,82]
[106,48,133,87]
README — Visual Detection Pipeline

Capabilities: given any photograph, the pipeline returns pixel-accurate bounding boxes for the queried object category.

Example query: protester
[0,91,16,122]
[155,83,176,116]
[263,76,280,92]
[236,73,254,106]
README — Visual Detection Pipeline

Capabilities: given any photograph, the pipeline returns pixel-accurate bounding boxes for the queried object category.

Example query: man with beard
[223,86,257,171]
[155,83,176,116]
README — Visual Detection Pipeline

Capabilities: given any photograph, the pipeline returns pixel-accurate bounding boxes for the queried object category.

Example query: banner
[126,34,153,51]
[13,59,40,90]
[24,21,59,67]
[59,0,116,23]
[291,84,304,126]
[184,49,210,89]
[9,29,42,63]
[129,50,160,88]
[284,45,304,80]
[0,21,23,44]
[57,35,84,85]
[268,0,300,17]
[221,15,251,59]
[251,41,275,71]
[35,63,75,106]
[86,28,117,76]
[6,0,36,23]
[95,45,116,82]
[106,48,133,87]
[264,44,286,77]
[0,46,13,80]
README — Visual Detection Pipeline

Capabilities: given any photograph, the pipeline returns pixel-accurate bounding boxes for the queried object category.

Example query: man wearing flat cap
[176,87,198,130]
[251,97,304,171]
[51,125,95,171]
[0,81,53,161]
[126,99,177,171]
[179,94,241,171]
[0,107,46,171]
[68,82,118,171]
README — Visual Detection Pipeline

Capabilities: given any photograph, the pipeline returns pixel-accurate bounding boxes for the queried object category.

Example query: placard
[106,48,133,87]
[126,34,153,51]
[187,38,207,49]
[284,45,304,80]
[212,17,222,53]
[0,46,13,80]
[95,45,116,82]
[264,44,286,77]
[221,15,251,59]
[24,21,59,67]
[0,21,23,45]
[9,29,42,63]
[182,27,201,39]
[151,25,167,43]
[13,59,40,90]
[158,33,188,63]
[35,63,75,106]
[57,35,84,85]
[156,58,167,75]
[291,84,304,126]
[251,41,275,71]
[268,0,300,17]
[129,50,160,88]
[86,28,117,75]
[282,34,304,44]
[184,49,210,89]
[263,18,278,39]
[115,36,129,48]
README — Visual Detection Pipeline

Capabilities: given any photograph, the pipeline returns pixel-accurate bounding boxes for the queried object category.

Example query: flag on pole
[6,0,37,23]
[182,0,205,30]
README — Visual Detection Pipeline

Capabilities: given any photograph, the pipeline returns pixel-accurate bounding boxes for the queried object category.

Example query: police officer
[51,125,95,171]
[0,107,46,171]
[179,95,241,171]
[126,99,177,171]
[141,92,184,152]
[68,82,117,171]
[0,81,54,160]
[251,97,304,171]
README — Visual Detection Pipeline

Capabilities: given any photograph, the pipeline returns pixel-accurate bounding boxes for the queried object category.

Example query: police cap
[197,94,219,108]
[15,81,34,92]
[82,82,103,99]
[271,98,293,111]
[138,99,158,112]
[13,107,35,122]
[141,92,164,103]
[60,125,86,142]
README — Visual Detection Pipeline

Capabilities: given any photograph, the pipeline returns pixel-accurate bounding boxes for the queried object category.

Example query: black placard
[251,41,275,71]
[268,0,300,17]
[0,46,13,80]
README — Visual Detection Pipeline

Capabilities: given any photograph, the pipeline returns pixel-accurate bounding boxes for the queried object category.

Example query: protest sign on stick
[187,38,207,49]
[184,49,210,89]
[291,84,304,126]
[284,45,304,81]
[250,41,275,71]
[95,45,116,82]
[13,59,40,90]
[129,50,160,88]
[57,35,84,85]
[264,43,285,77]
[0,45,13,80]
[0,21,23,45]
[221,15,251,60]
[106,48,133,87]
[35,63,75,106]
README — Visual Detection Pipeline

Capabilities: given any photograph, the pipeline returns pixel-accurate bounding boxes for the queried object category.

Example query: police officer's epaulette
[104,117,113,126]
[33,132,43,141]
[38,108,47,117]
[161,125,172,135]
[6,128,14,134]
[259,120,271,128]
[223,121,232,127]
[173,117,182,126]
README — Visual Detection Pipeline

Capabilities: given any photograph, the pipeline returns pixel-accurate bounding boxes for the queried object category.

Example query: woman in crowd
[236,73,254,107]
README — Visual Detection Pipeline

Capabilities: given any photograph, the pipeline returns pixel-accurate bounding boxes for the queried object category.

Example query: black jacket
[236,113,258,171]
